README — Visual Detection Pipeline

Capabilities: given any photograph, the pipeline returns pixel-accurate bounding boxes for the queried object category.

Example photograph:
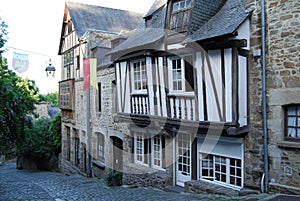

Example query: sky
[0,0,154,94]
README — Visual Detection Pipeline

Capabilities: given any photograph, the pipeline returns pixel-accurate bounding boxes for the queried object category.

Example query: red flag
[83,58,90,90]
[89,58,98,90]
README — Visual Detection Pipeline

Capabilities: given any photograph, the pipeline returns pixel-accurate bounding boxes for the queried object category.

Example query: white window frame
[133,132,165,170]
[168,57,185,93]
[199,153,243,189]
[134,133,146,165]
[172,0,192,12]
[151,134,163,169]
[168,56,194,95]
[131,59,147,94]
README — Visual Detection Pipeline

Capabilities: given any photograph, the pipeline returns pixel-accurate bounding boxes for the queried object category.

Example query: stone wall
[246,0,300,193]
[245,0,265,189]
[123,168,172,190]
[60,30,122,178]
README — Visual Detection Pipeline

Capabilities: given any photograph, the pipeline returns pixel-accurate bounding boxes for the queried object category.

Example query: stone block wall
[245,0,265,189]
[246,0,300,193]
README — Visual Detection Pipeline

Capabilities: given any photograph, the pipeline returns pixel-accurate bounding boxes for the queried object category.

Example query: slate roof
[184,0,250,43]
[108,2,167,57]
[109,0,250,57]
[67,2,143,37]
[144,0,167,19]
[189,0,226,34]
[108,28,165,58]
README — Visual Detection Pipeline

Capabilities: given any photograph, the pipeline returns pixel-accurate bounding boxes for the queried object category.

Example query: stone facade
[60,30,127,178]
[59,0,300,195]
[246,0,300,193]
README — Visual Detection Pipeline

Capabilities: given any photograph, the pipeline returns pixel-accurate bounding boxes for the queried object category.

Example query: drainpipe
[261,0,268,193]
[86,38,93,177]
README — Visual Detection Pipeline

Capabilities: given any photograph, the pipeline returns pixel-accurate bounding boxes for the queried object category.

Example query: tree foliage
[0,17,8,54]
[39,92,59,107]
[0,18,39,156]
[0,17,61,171]
[22,114,61,171]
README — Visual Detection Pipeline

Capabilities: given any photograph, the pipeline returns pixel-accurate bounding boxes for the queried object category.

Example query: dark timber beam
[199,39,247,50]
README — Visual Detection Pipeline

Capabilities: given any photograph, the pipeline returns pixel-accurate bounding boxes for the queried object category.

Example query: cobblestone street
[0,162,299,201]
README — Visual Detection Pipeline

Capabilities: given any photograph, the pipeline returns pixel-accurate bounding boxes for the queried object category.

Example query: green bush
[106,171,123,186]
[20,113,61,171]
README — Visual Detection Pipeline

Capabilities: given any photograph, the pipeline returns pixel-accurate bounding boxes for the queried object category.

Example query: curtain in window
[287,106,297,137]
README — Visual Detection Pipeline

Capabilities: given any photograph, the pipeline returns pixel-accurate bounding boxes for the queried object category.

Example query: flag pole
[86,39,93,177]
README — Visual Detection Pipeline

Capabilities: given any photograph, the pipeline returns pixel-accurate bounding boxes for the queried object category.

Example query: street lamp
[45,59,56,77]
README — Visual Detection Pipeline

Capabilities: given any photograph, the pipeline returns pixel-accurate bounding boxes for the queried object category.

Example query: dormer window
[170,0,193,31]
[172,0,192,12]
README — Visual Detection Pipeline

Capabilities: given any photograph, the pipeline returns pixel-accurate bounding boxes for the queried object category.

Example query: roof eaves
[183,1,250,44]
[108,28,165,56]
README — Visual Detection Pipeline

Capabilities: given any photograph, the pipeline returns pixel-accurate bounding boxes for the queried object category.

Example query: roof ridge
[67,1,144,15]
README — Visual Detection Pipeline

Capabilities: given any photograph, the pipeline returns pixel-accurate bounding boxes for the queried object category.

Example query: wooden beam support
[199,39,247,50]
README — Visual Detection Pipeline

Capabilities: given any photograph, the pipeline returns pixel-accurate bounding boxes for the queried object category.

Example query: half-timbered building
[109,0,251,191]
[58,2,142,177]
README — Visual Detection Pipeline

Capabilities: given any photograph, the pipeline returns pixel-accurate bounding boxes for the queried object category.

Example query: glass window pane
[178,81,182,90]
[288,127,296,137]
[180,2,185,9]
[288,117,296,126]
[288,107,296,115]
[173,3,179,11]
[186,0,192,7]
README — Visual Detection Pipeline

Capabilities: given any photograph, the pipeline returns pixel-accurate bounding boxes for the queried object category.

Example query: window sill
[167,92,195,97]
[92,160,105,169]
[278,141,300,149]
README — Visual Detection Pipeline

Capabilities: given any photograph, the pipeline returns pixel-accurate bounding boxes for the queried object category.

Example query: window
[201,155,214,180]
[134,133,148,165]
[177,133,191,176]
[170,0,192,30]
[172,0,192,12]
[97,133,105,161]
[59,79,74,110]
[76,55,80,79]
[172,58,182,90]
[199,154,242,189]
[285,105,300,141]
[63,51,74,79]
[133,132,164,169]
[97,82,101,112]
[132,59,147,93]
[168,56,194,92]
[152,135,163,169]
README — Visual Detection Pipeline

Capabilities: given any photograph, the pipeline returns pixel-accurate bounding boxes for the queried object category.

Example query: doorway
[111,136,123,171]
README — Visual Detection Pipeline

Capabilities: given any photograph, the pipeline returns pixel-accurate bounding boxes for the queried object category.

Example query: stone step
[164,185,184,193]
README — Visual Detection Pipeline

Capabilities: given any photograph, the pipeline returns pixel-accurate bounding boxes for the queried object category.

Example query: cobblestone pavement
[0,162,298,201]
